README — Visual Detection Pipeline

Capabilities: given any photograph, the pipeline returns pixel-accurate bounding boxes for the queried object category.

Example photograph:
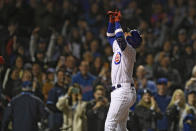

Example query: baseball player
[105,10,142,131]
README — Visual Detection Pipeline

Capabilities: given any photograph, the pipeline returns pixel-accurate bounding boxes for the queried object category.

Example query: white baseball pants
[105,84,136,131]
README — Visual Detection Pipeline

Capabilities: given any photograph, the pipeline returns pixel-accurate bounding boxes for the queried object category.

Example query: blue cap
[22,81,32,89]
[157,78,168,84]
[187,90,196,96]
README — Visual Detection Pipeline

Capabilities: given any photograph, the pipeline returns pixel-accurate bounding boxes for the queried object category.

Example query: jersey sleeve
[114,21,127,51]
[106,22,115,46]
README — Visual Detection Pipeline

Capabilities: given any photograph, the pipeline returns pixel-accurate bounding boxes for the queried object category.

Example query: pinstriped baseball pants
[105,85,136,131]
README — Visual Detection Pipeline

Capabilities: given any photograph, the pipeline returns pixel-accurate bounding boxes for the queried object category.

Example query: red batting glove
[114,11,122,22]
[107,11,118,23]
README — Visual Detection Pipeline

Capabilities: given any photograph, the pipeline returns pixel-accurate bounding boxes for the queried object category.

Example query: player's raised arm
[114,11,127,51]
[106,11,116,46]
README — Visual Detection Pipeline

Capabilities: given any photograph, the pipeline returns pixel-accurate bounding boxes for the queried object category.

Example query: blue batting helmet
[126,29,142,48]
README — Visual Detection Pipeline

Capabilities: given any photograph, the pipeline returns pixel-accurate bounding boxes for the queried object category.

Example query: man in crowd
[47,69,67,131]
[72,61,96,101]
[86,85,109,131]
[1,81,48,131]
[154,78,171,131]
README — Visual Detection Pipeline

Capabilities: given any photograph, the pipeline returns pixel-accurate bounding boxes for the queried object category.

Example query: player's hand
[107,11,118,16]
[107,10,117,23]
[115,11,121,22]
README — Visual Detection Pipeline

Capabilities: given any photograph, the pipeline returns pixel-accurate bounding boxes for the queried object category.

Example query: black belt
[111,83,134,91]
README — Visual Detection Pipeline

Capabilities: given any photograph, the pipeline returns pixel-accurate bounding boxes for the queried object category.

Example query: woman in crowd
[183,90,196,131]
[166,89,190,131]
[128,89,162,131]
[56,83,87,131]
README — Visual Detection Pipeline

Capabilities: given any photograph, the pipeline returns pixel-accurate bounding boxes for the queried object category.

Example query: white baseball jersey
[111,40,136,85]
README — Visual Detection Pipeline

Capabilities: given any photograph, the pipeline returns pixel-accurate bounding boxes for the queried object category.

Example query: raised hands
[107,10,122,23]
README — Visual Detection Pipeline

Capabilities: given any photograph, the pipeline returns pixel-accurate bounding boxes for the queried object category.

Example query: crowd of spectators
[0,0,196,131]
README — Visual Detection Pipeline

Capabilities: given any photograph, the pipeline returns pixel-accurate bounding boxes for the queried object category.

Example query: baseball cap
[187,90,196,96]
[142,89,152,96]
[157,78,168,85]
[22,81,32,89]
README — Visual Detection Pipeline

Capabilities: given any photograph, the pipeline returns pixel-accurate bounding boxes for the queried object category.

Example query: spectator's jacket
[42,80,54,102]
[86,100,109,131]
[1,91,48,131]
[154,93,171,130]
[166,104,190,131]
[47,83,67,112]
[56,94,87,131]
[72,72,96,101]
[183,113,196,131]
[46,83,68,130]
[129,105,162,131]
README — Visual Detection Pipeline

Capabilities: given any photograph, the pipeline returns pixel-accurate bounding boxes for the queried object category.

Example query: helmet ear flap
[130,29,141,37]
[126,30,142,49]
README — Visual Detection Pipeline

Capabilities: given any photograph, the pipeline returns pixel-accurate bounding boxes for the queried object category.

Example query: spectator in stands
[1,81,48,131]
[187,90,196,112]
[56,83,87,131]
[47,69,67,131]
[3,68,21,99]
[143,53,155,80]
[86,85,109,131]
[90,39,101,58]
[136,65,157,95]
[65,55,77,75]
[82,51,93,65]
[90,56,103,76]
[56,56,66,72]
[128,89,162,131]
[185,65,196,93]
[166,89,190,131]
[69,28,82,59]
[42,68,55,102]
[176,29,188,54]
[154,55,182,92]
[183,90,196,131]
[103,44,113,62]
[181,44,195,82]
[93,61,111,95]
[14,55,24,78]
[2,55,24,90]
[154,77,171,131]
[72,61,96,101]
[32,63,44,99]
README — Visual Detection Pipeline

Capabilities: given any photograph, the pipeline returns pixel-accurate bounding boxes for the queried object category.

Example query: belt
[111,83,134,91]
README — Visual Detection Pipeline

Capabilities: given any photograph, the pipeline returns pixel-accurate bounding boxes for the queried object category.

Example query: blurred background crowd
[0,0,196,131]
